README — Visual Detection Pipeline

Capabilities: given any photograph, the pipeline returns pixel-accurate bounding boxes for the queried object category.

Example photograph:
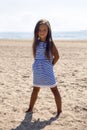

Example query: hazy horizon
[0,30,87,40]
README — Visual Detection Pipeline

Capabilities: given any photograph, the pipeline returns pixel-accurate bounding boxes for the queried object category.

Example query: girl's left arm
[52,43,59,66]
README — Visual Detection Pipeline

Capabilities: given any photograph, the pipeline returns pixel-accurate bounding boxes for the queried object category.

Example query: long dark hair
[33,19,54,59]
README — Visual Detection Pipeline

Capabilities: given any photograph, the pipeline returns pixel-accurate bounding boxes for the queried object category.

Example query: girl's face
[38,24,48,41]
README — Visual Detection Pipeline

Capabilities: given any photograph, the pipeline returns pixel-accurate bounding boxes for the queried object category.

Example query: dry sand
[0,40,87,130]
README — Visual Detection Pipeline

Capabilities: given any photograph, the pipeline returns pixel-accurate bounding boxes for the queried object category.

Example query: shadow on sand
[11,112,59,130]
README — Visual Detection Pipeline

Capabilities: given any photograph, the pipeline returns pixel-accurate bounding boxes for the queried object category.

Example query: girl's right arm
[52,43,59,66]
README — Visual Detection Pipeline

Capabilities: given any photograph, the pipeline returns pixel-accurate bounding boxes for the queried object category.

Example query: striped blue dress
[32,41,57,88]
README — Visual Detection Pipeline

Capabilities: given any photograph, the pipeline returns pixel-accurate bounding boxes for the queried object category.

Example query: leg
[50,86,62,115]
[26,86,40,112]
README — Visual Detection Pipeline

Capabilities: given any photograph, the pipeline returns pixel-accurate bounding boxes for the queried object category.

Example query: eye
[38,29,42,32]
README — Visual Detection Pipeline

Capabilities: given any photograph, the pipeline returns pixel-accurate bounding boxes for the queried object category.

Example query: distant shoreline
[0,31,87,40]
[0,39,87,42]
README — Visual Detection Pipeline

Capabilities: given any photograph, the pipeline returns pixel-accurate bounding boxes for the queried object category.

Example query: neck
[40,38,46,42]
[40,39,46,42]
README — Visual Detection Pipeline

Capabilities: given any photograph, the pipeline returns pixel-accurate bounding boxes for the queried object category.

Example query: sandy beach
[0,39,87,130]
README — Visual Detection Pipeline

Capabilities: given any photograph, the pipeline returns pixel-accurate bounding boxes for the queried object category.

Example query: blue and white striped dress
[32,41,57,88]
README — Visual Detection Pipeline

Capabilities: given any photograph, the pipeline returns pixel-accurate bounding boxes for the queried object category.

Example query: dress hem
[33,83,57,88]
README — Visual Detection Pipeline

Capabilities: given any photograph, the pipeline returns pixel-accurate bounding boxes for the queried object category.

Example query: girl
[26,19,62,116]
